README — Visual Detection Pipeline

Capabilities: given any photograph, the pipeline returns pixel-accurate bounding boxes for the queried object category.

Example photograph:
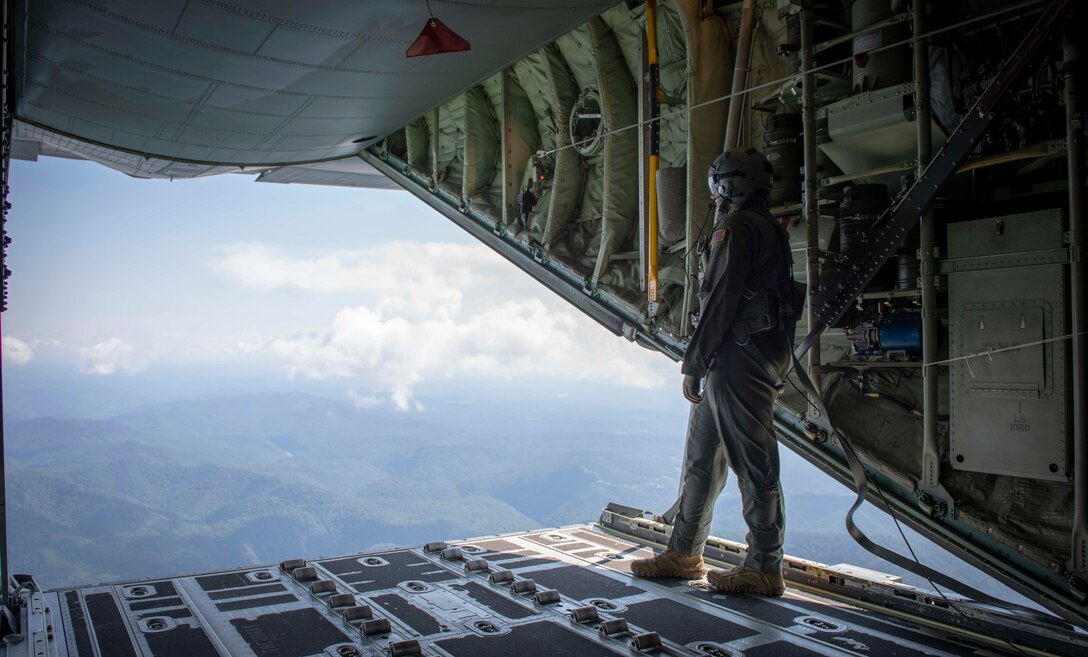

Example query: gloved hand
[682,375,703,404]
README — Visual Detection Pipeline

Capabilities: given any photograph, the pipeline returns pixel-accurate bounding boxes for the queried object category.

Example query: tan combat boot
[707,564,785,596]
[629,550,706,579]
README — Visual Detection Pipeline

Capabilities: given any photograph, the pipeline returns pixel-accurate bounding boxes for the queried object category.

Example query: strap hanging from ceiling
[789,358,1007,606]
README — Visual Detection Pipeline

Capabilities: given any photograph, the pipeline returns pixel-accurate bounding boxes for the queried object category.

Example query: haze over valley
[5,367,1017,604]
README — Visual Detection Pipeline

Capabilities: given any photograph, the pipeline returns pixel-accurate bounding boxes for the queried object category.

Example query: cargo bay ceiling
[6,0,1087,629]
[12,0,617,167]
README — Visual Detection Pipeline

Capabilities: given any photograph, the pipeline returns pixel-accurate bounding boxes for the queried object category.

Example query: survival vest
[731,208,807,346]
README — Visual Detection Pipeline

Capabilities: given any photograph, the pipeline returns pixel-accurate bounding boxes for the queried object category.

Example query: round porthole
[569,88,605,157]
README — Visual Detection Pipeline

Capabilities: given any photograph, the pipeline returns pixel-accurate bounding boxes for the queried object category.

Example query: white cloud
[236,332,267,354]
[2,336,34,366]
[215,241,672,410]
[346,389,384,410]
[210,242,501,320]
[78,338,149,375]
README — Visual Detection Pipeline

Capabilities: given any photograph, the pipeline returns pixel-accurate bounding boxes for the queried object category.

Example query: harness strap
[788,357,1006,606]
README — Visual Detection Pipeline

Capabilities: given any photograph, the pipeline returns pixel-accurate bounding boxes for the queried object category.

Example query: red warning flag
[406,18,471,58]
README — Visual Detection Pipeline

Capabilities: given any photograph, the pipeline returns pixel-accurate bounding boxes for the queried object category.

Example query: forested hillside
[5,381,1015,602]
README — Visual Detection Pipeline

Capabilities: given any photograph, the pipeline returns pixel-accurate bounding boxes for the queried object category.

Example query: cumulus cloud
[79,338,149,375]
[266,299,664,410]
[2,336,34,366]
[214,241,671,410]
[210,242,500,320]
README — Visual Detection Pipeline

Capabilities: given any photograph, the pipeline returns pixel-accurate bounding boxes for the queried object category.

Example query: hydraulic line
[864,392,922,417]
[723,0,756,151]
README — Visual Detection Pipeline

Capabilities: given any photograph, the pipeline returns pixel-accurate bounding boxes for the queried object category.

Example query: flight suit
[669,202,794,573]
[518,189,537,226]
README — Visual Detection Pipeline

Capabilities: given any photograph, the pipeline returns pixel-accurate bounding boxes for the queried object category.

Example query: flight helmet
[707,148,774,206]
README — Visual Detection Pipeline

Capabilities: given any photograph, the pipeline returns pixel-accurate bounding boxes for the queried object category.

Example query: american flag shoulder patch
[710,228,728,247]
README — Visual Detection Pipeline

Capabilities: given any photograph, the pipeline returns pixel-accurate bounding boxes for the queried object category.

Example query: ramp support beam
[800,8,821,392]
[914,0,950,509]
[1066,27,1088,585]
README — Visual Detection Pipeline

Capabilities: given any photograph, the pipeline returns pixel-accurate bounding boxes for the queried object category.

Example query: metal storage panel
[947,210,1069,481]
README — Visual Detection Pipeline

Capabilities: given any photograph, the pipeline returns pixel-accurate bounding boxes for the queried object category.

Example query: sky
[2,157,678,411]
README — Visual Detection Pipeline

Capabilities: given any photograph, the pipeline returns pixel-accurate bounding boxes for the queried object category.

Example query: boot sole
[630,567,706,579]
[716,585,785,596]
[706,571,785,596]
[707,580,785,596]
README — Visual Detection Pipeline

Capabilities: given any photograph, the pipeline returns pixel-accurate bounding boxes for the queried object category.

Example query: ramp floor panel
[434,620,623,657]
[142,624,220,657]
[36,524,1064,656]
[371,593,446,636]
[619,598,761,645]
[447,581,535,620]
